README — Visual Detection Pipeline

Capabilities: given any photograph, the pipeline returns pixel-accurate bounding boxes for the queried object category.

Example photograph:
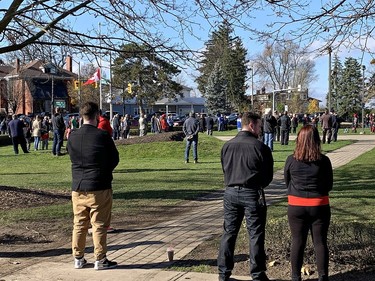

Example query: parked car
[226,113,239,125]
[63,113,80,125]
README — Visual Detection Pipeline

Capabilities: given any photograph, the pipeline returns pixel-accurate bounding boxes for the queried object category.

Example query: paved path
[2,135,374,281]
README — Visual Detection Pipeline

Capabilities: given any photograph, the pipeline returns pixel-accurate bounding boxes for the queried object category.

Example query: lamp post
[77,61,81,106]
[327,47,332,111]
[361,65,366,133]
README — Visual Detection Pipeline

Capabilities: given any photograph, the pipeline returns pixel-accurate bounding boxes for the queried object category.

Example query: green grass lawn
[0,133,355,226]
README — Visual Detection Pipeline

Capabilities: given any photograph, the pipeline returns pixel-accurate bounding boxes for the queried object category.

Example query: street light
[328,47,332,111]
[361,65,366,133]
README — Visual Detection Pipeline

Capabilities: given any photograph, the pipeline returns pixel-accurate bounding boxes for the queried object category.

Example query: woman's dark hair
[294,125,321,162]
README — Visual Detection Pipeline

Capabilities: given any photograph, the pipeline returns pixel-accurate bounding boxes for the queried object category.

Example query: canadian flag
[83,68,101,85]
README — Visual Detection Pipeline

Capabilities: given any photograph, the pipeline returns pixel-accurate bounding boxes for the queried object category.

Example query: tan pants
[72,189,112,260]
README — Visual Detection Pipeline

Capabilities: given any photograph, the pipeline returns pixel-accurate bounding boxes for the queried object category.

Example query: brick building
[0,57,76,115]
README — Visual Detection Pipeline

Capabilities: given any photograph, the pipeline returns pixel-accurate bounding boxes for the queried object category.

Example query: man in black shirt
[217,112,274,281]
[205,114,214,135]
[280,111,291,145]
[51,107,66,156]
[67,102,119,270]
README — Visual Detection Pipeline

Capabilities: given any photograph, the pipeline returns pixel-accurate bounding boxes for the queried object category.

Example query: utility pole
[78,61,81,106]
[328,47,332,111]
[50,75,54,114]
[361,65,366,134]
[250,67,254,109]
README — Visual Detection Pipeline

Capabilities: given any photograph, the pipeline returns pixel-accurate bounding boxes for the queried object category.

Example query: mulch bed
[114,131,185,145]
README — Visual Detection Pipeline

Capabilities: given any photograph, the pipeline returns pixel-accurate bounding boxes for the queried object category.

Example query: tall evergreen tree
[112,43,182,112]
[196,21,248,112]
[205,62,227,113]
[329,55,343,113]
[335,57,362,117]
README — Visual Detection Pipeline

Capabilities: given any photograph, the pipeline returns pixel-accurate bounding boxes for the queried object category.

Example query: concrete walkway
[2,135,374,281]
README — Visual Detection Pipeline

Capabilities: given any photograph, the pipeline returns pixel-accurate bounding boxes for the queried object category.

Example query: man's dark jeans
[184,135,198,161]
[11,136,28,154]
[280,129,289,145]
[218,187,268,281]
[322,128,332,144]
[52,129,64,155]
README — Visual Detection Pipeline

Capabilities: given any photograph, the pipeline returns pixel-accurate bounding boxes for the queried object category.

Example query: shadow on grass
[113,189,223,201]
[0,185,70,199]
[114,168,187,174]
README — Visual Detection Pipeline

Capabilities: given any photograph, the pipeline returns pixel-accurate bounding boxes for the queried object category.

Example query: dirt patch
[0,186,70,211]
[114,131,185,146]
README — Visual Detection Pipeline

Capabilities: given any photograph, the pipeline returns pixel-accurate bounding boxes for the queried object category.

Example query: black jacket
[263,113,277,133]
[205,116,214,130]
[67,124,119,192]
[284,154,333,198]
[8,119,24,137]
[280,114,291,130]
[221,131,274,189]
[52,113,65,131]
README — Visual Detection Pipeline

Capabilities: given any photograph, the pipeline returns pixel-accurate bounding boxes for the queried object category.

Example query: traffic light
[95,81,98,88]
[127,82,132,93]
[74,80,80,90]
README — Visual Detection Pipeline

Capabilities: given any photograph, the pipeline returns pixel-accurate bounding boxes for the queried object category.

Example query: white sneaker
[74,257,87,269]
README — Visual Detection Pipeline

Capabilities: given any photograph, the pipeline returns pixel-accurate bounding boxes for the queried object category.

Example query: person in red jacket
[160,114,169,132]
[97,110,113,136]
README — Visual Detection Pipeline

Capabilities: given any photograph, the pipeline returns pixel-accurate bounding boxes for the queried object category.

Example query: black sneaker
[94,257,117,270]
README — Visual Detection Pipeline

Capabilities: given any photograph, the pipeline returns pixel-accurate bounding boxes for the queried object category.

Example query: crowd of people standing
[261,108,348,151]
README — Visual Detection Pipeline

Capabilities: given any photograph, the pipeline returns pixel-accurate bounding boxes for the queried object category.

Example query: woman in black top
[284,125,333,281]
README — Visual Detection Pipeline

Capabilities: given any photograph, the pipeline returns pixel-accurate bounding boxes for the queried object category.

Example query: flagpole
[99,22,103,110]
[109,52,113,120]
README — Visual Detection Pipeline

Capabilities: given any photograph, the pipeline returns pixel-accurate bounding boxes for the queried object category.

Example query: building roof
[6,60,76,80]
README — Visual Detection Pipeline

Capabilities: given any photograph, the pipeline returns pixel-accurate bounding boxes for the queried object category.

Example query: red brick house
[0,57,76,115]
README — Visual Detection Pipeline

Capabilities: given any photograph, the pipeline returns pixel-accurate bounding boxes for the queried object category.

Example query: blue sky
[2,0,375,107]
